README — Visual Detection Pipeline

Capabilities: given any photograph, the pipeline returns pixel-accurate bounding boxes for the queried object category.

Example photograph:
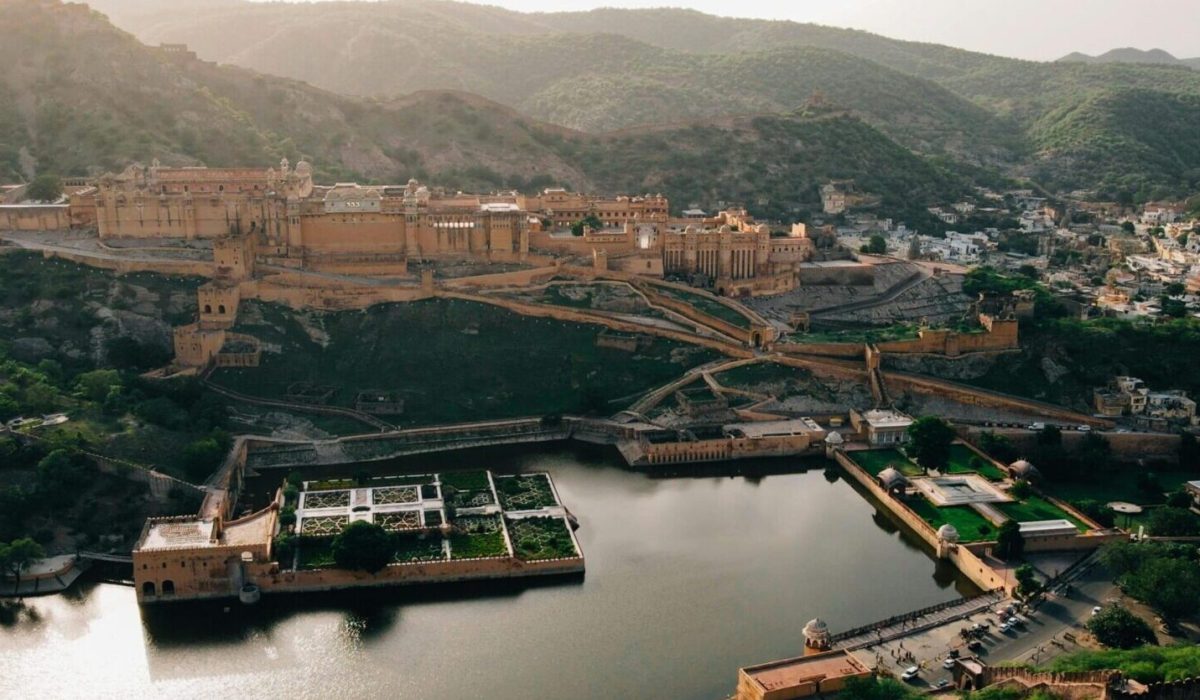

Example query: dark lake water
[0,444,975,699]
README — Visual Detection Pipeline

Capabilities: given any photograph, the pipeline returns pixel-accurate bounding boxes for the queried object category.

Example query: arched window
[218,305,226,315]
[162,580,175,595]
[142,581,156,597]
[204,304,212,314]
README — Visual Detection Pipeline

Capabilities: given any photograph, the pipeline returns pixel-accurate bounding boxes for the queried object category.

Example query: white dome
[803,618,829,636]
[937,524,960,543]
[824,431,844,445]
[1008,459,1039,478]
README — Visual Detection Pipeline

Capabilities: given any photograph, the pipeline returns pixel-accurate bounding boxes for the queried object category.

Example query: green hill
[79,0,1200,199]
[0,0,978,228]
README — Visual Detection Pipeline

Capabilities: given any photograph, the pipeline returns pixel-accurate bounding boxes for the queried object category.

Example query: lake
[0,444,975,699]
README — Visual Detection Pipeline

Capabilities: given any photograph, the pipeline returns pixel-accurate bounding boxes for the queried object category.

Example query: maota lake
[0,444,976,699]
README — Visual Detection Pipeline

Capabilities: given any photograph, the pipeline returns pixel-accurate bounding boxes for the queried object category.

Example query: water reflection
[5,444,977,700]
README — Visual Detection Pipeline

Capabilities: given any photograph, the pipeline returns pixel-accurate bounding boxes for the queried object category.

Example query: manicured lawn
[297,538,336,570]
[393,534,446,563]
[906,499,996,543]
[851,449,923,477]
[448,530,508,559]
[1043,470,1198,507]
[943,444,1007,481]
[997,496,1087,531]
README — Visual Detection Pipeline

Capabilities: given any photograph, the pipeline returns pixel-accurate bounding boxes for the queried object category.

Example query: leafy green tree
[1165,489,1192,509]
[978,431,1016,463]
[1009,479,1033,500]
[1087,605,1155,649]
[1124,556,1200,623]
[1147,507,1200,536]
[840,675,923,700]
[331,521,394,573]
[995,519,1024,560]
[74,369,121,403]
[905,416,955,470]
[25,174,62,202]
[180,436,225,482]
[1015,563,1039,597]
[570,214,603,236]
[864,234,887,254]
[1072,499,1116,528]
[1121,221,1136,234]
[0,537,45,587]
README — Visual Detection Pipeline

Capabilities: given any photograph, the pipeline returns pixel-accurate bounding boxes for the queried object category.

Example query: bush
[331,521,393,573]
[1009,479,1033,500]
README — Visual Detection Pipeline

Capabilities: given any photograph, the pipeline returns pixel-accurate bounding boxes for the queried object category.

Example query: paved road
[866,560,1117,691]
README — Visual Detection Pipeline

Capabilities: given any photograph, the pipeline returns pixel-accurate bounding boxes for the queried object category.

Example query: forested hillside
[0,1,980,228]
[80,0,1200,200]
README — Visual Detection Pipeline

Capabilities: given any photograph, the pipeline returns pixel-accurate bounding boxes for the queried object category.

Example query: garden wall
[886,372,1109,427]
[258,554,585,594]
[834,449,1011,594]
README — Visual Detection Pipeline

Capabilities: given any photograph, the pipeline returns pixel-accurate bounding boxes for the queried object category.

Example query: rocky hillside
[81,0,1200,200]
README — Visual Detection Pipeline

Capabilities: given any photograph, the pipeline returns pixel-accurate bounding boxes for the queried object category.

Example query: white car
[1092,606,1103,616]
[943,658,956,669]
[901,666,920,681]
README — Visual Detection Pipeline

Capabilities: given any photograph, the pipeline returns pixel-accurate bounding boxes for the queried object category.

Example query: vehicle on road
[943,658,956,669]
[967,640,984,652]
[935,679,951,689]
[901,666,920,681]
[1092,606,1102,616]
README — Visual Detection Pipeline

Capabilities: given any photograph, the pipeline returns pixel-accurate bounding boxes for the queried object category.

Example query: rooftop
[859,409,914,430]
[723,418,824,439]
[741,650,869,692]
[1018,519,1080,538]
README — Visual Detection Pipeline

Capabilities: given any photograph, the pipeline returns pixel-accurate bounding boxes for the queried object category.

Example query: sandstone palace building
[23,159,831,296]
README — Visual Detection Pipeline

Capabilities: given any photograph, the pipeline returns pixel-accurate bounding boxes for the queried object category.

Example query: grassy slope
[210,298,718,425]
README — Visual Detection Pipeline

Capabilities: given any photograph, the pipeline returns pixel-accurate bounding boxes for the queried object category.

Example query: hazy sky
[259,0,1200,61]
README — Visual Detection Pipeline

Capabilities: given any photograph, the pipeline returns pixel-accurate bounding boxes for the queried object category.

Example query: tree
[1147,507,1200,537]
[995,519,1024,560]
[1036,424,1062,447]
[1073,499,1116,528]
[1124,556,1200,623]
[978,432,1016,463]
[25,174,62,202]
[906,416,955,470]
[864,234,887,255]
[1121,221,1136,235]
[181,436,225,482]
[570,214,602,237]
[0,537,45,588]
[840,675,923,700]
[1009,479,1033,500]
[1087,605,1155,649]
[1014,563,1039,597]
[331,521,394,573]
[75,369,121,403]
[1165,489,1193,509]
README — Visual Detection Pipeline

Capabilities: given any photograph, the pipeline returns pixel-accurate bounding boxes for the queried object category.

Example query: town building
[1093,376,1197,427]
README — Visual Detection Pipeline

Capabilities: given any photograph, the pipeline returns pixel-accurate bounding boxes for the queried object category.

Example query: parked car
[1078,424,1092,432]
[943,658,957,669]
[901,666,920,681]
[935,679,951,689]
[967,640,984,652]
[1092,606,1103,616]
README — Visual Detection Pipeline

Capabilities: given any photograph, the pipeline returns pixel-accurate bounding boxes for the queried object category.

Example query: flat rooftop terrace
[741,649,869,694]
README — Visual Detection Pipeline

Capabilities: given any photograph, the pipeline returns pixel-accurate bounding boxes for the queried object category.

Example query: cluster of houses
[1094,376,1198,430]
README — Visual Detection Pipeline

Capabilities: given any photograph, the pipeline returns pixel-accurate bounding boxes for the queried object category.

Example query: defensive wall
[964,427,1182,464]
[886,371,1110,428]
